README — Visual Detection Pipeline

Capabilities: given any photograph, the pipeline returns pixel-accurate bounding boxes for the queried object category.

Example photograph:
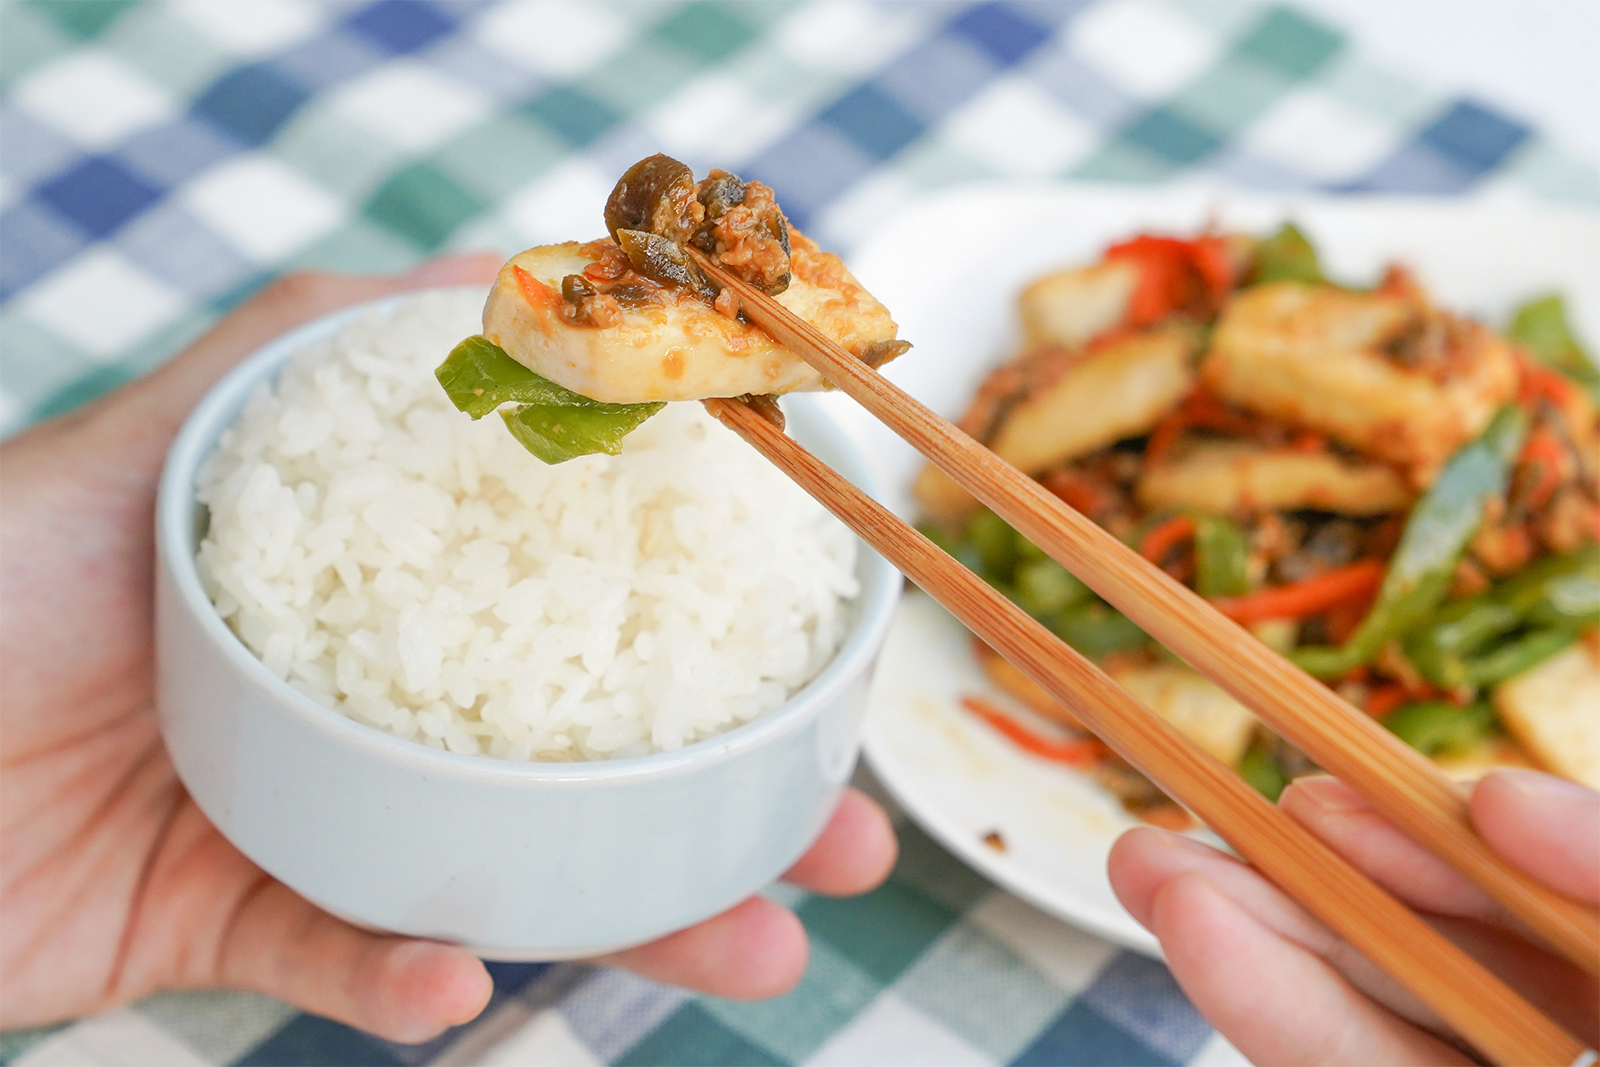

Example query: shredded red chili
[1105,234,1234,326]
[1138,515,1196,564]
[1516,355,1577,411]
[1519,427,1568,512]
[960,696,1104,765]
[1210,558,1386,624]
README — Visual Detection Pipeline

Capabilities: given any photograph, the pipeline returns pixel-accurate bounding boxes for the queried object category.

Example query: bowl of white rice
[155,288,901,958]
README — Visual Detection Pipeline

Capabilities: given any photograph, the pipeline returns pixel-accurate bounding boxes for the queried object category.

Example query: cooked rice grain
[196,291,858,760]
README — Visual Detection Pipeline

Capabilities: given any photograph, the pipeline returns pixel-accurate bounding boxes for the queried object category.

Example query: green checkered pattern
[3,1,1594,1063]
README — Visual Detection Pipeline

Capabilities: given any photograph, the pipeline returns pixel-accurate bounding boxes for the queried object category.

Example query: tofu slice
[1109,662,1257,767]
[1431,737,1533,782]
[482,240,899,403]
[977,645,1255,765]
[1493,640,1600,789]
[915,326,1196,518]
[1138,438,1413,516]
[1201,283,1519,482]
[1018,260,1138,349]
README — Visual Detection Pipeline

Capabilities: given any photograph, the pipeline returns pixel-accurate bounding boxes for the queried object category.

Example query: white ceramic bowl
[155,292,902,959]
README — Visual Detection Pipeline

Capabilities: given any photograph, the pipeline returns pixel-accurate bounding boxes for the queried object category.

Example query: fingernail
[1129,825,1217,855]
[1482,768,1595,803]
[1281,775,1369,815]
[404,251,501,283]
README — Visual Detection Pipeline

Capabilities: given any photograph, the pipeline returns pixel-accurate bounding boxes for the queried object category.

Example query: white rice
[195,290,859,760]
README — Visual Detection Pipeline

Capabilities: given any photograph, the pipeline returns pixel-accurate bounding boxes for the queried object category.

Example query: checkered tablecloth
[2,2,1594,1065]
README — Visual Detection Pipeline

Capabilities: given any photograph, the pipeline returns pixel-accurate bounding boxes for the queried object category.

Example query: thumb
[32,252,503,489]
[131,252,503,428]
[215,878,493,1043]
[1470,769,1599,904]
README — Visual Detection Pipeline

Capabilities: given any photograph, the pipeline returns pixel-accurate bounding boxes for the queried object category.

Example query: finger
[1108,828,1442,1030]
[1281,777,1500,921]
[215,879,492,1043]
[141,251,502,413]
[1150,873,1471,1067]
[1471,769,1600,904]
[781,787,897,896]
[594,896,808,1000]
[1109,828,1337,950]
[1283,777,1599,1043]
[83,253,503,475]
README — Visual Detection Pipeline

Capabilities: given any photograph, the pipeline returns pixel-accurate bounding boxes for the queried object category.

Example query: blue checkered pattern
[1,1,1594,1064]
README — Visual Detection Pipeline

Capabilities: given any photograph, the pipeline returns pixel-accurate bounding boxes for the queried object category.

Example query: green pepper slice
[1294,406,1527,678]
[1381,701,1495,757]
[1407,546,1598,688]
[1237,744,1288,801]
[436,336,664,463]
[1047,601,1149,659]
[966,509,1023,583]
[1193,514,1251,598]
[1524,548,1600,629]
[1463,627,1579,688]
[500,399,666,465]
[1249,223,1324,286]
[1507,294,1600,392]
[1015,557,1093,616]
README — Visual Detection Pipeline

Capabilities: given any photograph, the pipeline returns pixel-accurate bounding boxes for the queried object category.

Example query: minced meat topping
[561,154,796,329]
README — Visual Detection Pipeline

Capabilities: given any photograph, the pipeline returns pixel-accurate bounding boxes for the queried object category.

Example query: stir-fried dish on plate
[915,225,1600,827]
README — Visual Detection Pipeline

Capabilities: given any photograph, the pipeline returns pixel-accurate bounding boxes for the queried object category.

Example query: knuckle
[260,271,341,309]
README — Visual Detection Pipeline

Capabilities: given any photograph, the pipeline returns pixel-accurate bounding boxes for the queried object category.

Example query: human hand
[0,256,898,1042]
[1108,769,1598,1065]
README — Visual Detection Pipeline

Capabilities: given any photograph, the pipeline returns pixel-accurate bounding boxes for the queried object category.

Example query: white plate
[835,183,1600,954]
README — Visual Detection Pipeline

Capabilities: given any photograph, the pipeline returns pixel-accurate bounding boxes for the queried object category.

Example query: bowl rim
[156,287,902,785]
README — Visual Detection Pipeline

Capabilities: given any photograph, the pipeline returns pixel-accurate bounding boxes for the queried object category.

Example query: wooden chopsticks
[692,249,1600,978]
[703,395,1586,1067]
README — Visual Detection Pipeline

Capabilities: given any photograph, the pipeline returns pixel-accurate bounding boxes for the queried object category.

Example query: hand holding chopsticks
[693,247,1598,1066]
[703,395,1588,1066]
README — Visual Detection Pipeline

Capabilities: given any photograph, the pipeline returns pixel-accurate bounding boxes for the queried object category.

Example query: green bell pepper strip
[966,509,1022,583]
[436,336,664,464]
[500,399,666,465]
[1249,223,1324,287]
[1047,601,1149,659]
[1507,294,1600,393]
[1524,550,1600,629]
[1381,701,1495,757]
[938,509,1146,657]
[1193,514,1251,598]
[1463,627,1579,688]
[1015,557,1093,616]
[1237,744,1288,801]
[917,522,989,584]
[1293,406,1527,678]
[1407,546,1598,688]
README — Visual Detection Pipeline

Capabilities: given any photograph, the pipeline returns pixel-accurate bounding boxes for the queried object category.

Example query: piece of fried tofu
[978,645,1256,766]
[1018,260,1138,349]
[1431,737,1533,782]
[1109,662,1258,767]
[1137,438,1413,516]
[1492,640,1600,789]
[915,326,1196,519]
[1201,283,1519,483]
[482,239,899,403]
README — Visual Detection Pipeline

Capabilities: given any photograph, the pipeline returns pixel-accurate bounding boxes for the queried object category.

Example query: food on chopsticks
[437,154,906,462]
[918,224,1599,822]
